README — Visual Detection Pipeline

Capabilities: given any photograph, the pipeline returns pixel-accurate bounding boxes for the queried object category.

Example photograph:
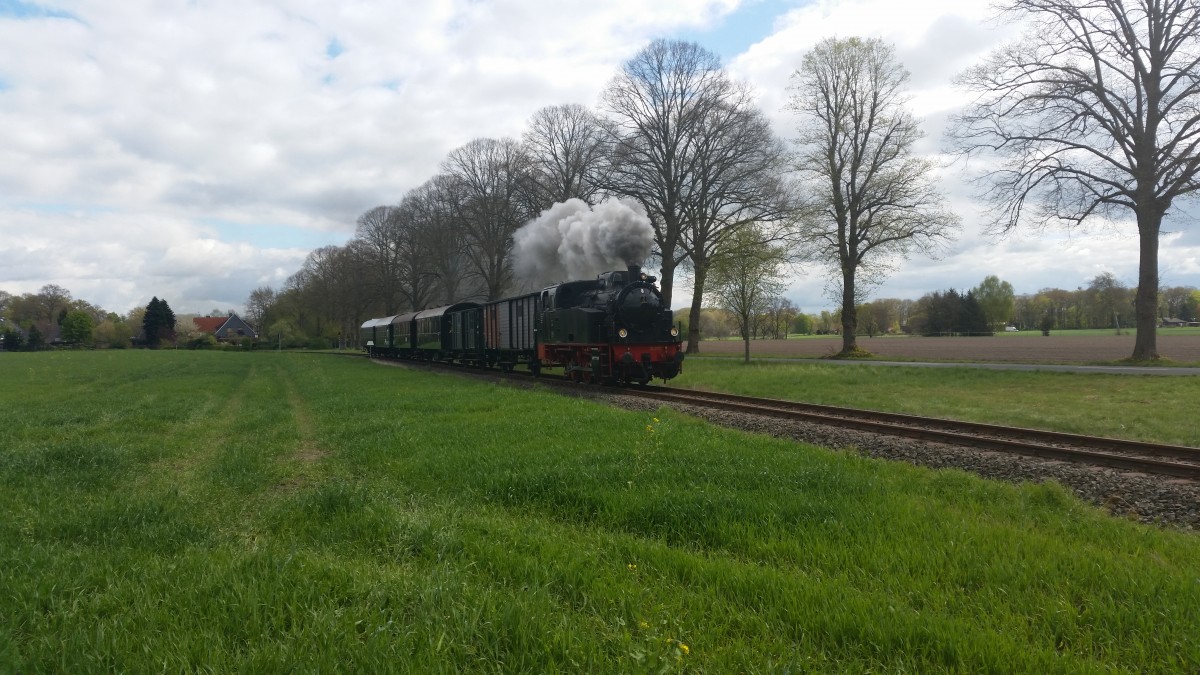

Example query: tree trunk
[1131,210,1161,360]
[743,330,750,363]
[840,265,858,354]
[658,253,677,309]
[685,259,708,354]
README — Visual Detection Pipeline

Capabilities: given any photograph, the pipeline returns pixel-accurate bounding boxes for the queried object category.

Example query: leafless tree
[522,104,611,210]
[678,100,792,353]
[388,195,440,312]
[406,175,471,305]
[35,284,72,322]
[441,138,534,300]
[354,205,405,314]
[763,297,800,340]
[789,36,959,355]
[245,286,275,334]
[289,245,372,342]
[950,0,1200,360]
[600,40,736,308]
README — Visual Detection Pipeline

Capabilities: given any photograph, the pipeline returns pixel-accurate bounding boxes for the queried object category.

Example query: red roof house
[193,313,258,340]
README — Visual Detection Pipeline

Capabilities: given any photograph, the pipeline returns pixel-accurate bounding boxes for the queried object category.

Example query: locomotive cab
[541,279,604,343]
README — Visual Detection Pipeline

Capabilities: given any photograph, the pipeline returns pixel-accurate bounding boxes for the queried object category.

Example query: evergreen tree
[960,291,990,335]
[25,325,44,351]
[1,327,23,351]
[142,297,176,347]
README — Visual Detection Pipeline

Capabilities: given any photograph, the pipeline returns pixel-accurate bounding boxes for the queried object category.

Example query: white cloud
[722,0,1200,310]
[0,0,737,313]
[0,0,1197,318]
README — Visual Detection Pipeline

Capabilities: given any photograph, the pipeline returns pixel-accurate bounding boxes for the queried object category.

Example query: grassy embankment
[679,359,1200,447]
[1,351,1198,672]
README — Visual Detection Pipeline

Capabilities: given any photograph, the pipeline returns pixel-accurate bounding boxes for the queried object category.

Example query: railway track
[619,386,1200,481]
[367,356,1200,481]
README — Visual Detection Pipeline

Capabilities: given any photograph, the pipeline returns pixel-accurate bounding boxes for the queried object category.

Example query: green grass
[1,351,1199,672]
[677,359,1200,446]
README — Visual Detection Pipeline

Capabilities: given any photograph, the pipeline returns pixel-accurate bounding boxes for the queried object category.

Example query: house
[1161,317,1192,327]
[193,313,258,340]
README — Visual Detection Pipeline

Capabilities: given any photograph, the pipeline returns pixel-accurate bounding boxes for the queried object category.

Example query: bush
[187,334,219,350]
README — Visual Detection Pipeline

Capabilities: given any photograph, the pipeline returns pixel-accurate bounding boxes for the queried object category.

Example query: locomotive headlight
[618,328,629,339]
[670,326,679,337]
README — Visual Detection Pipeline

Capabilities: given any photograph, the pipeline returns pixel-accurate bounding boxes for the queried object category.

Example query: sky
[2,0,1198,317]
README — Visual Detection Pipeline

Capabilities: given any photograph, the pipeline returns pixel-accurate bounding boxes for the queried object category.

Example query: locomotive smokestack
[627,264,641,279]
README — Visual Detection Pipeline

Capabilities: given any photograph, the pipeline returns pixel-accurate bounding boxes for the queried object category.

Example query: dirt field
[696,333,1200,363]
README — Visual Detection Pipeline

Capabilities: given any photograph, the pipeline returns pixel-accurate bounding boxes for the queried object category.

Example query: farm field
[2,351,1199,672]
[697,331,1200,364]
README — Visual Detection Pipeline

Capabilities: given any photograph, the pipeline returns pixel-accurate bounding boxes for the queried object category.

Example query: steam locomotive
[360,265,684,384]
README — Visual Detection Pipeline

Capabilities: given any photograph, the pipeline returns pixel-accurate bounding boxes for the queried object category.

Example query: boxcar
[483,293,539,371]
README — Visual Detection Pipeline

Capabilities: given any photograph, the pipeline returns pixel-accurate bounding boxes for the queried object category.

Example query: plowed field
[696,333,1200,363]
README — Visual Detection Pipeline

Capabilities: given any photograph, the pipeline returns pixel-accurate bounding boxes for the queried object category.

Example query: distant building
[193,313,258,340]
[1160,317,1199,328]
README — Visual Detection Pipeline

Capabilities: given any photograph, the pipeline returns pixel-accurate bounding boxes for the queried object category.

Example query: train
[360,265,685,384]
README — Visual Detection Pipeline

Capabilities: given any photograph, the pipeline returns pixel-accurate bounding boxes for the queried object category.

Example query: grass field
[696,331,1200,365]
[678,359,1200,446]
[2,351,1199,672]
[697,327,1200,341]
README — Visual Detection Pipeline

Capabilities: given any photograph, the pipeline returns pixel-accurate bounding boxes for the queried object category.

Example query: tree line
[248,41,795,353]
[0,286,242,350]
[260,0,1200,362]
[3,268,1194,352]
[251,36,959,355]
[697,273,1199,343]
[8,1,1200,362]
[861,277,1196,337]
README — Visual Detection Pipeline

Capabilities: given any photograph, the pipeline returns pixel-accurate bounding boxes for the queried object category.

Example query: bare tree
[600,40,735,308]
[388,195,439,312]
[951,0,1200,360]
[679,100,792,353]
[763,296,799,339]
[441,138,534,300]
[289,245,372,342]
[28,284,72,323]
[354,205,405,314]
[406,175,470,305]
[522,104,611,210]
[789,37,959,356]
[245,286,275,334]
